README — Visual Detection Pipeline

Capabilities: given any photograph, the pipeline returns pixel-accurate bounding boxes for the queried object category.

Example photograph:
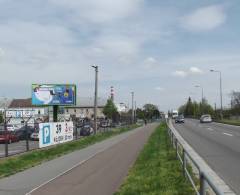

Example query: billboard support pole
[53,105,58,122]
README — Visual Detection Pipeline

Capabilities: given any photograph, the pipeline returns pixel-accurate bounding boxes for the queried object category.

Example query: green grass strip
[115,123,194,195]
[0,124,140,178]
[215,119,240,126]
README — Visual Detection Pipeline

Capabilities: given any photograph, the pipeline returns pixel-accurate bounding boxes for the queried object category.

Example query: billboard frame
[31,84,77,106]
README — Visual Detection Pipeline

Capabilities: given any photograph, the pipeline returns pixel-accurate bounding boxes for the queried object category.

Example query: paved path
[173,119,240,194]
[0,123,158,195]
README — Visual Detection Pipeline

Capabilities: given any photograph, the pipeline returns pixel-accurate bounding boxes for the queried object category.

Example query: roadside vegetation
[115,123,194,195]
[177,95,240,126]
[215,119,240,126]
[0,124,139,178]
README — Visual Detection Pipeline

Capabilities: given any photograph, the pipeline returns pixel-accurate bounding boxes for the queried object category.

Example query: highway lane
[172,119,240,194]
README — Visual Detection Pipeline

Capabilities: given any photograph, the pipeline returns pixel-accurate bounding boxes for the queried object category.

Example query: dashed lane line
[222,132,233,137]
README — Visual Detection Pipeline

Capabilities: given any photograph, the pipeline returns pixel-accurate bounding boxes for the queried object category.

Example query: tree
[103,99,118,121]
[184,97,194,117]
[136,108,145,119]
[143,104,159,120]
[179,97,214,118]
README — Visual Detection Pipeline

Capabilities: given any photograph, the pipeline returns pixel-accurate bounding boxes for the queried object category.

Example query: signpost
[39,121,74,148]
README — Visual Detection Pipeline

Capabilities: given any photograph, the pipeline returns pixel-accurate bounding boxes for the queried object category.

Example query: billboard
[39,121,74,148]
[32,84,76,105]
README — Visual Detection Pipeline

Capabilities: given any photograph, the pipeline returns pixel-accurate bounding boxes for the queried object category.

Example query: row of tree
[102,99,160,122]
[178,97,214,118]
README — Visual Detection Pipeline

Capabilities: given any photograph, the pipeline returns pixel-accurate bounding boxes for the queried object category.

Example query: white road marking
[207,127,214,131]
[222,133,233,137]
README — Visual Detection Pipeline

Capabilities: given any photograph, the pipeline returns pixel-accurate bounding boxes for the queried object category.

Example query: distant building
[64,97,107,120]
[115,102,128,113]
[3,97,108,125]
[7,98,48,126]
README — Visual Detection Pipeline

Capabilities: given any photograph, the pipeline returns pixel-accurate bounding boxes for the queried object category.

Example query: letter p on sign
[43,125,50,144]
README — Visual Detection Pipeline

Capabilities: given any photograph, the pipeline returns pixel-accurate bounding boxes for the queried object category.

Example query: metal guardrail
[167,119,236,195]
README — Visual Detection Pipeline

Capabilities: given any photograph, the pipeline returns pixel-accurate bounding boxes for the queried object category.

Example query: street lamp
[131,92,134,124]
[92,65,98,134]
[210,69,223,119]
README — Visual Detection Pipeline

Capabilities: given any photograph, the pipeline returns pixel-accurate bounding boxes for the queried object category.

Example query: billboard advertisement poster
[32,84,76,105]
[39,122,74,148]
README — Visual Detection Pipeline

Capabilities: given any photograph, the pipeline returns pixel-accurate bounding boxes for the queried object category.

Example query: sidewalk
[0,123,158,195]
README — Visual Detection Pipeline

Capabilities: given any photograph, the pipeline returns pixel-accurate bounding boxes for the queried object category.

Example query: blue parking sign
[42,125,51,144]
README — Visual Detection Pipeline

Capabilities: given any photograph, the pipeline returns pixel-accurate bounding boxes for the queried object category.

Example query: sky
[0,0,240,111]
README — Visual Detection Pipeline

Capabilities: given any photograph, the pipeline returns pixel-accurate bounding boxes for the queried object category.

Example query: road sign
[39,122,73,148]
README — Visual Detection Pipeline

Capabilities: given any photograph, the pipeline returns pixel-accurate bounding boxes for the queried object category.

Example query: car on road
[0,131,19,144]
[175,115,185,123]
[200,114,212,123]
[80,125,93,136]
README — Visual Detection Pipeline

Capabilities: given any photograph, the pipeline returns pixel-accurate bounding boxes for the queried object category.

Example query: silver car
[200,115,212,123]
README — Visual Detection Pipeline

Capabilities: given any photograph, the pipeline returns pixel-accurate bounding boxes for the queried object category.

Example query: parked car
[6,124,18,131]
[0,131,19,144]
[80,125,93,136]
[200,115,212,123]
[175,115,185,123]
[15,126,36,140]
[30,130,39,141]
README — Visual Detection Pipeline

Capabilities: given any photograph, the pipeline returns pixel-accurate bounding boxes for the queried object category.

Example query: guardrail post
[175,139,178,157]
[182,149,186,178]
[200,173,207,195]
[25,123,29,151]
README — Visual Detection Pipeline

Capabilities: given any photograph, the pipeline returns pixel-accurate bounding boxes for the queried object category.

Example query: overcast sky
[0,0,239,111]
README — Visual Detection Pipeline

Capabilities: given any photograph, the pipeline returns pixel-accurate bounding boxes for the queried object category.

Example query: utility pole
[134,101,137,123]
[210,69,223,120]
[92,65,98,134]
[131,92,134,124]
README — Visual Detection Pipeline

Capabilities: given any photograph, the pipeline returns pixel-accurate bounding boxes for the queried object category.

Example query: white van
[172,110,178,119]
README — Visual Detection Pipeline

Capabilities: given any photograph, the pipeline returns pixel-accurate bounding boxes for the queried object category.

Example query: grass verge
[215,119,240,126]
[115,123,194,195]
[0,124,140,178]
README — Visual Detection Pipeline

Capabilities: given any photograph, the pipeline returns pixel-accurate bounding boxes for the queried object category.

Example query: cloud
[49,0,143,24]
[189,67,204,74]
[172,70,188,78]
[143,57,158,69]
[181,5,226,32]
[172,67,203,78]
[155,87,165,91]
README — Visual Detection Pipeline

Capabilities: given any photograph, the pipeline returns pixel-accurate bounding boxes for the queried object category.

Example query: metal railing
[167,119,236,195]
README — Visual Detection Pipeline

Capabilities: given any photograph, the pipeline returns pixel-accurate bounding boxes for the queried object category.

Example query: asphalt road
[173,119,240,194]
[0,123,157,195]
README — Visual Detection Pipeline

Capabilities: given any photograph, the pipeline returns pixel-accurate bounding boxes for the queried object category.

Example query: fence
[167,119,236,195]
[0,120,133,158]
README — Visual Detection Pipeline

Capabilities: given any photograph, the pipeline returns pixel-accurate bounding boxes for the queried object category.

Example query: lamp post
[92,65,98,134]
[131,92,134,124]
[210,69,223,119]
